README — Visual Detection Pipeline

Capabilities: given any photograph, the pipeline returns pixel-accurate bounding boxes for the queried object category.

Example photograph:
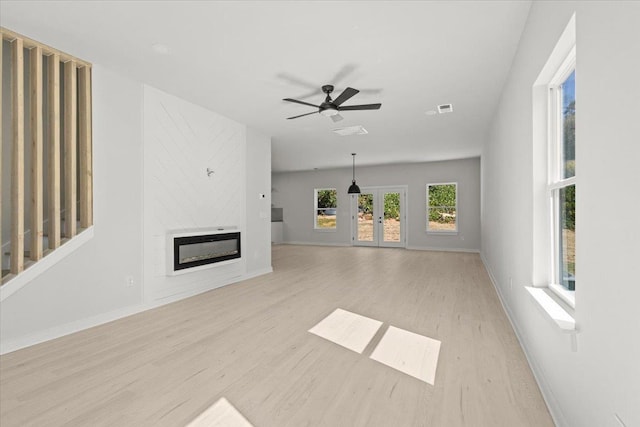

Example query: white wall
[0,65,145,350]
[272,157,480,252]
[481,2,640,427]
[1,66,272,354]
[246,128,272,275]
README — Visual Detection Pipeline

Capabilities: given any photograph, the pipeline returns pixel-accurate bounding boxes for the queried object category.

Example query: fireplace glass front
[173,232,241,271]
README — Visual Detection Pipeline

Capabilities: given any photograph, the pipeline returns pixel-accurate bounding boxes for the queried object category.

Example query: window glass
[561,70,576,179]
[550,67,576,292]
[427,183,457,232]
[315,189,337,229]
[558,185,576,290]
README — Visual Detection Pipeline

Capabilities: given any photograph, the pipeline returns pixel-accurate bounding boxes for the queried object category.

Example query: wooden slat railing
[1,28,93,283]
[48,53,61,250]
[11,37,25,275]
[63,60,77,239]
[79,66,93,228]
[30,46,44,262]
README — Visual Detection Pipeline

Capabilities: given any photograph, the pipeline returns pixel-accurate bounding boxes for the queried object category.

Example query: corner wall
[481,2,640,426]
[272,157,480,252]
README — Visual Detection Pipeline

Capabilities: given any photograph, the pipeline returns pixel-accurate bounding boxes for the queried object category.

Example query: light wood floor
[0,245,554,427]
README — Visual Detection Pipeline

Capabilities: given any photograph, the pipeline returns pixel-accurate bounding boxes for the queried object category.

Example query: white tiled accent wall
[143,85,247,301]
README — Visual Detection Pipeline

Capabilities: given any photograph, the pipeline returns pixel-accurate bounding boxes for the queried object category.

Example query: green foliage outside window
[384,193,400,219]
[316,189,337,228]
[428,184,457,223]
[317,189,337,209]
[563,100,576,231]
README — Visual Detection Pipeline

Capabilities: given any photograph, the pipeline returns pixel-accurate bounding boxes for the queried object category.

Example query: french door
[352,187,406,248]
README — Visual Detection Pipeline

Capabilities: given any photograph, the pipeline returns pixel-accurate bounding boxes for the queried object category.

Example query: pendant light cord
[352,153,356,182]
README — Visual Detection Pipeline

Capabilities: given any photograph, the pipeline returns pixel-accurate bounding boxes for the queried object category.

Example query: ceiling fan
[283,85,381,122]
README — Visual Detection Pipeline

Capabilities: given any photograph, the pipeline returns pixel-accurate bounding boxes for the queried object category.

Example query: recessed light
[437,104,453,114]
[151,43,170,55]
[333,125,368,136]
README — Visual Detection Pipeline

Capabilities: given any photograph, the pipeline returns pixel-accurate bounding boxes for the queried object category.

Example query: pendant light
[348,153,361,194]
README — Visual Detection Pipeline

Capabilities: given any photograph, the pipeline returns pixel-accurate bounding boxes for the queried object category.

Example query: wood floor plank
[0,246,554,426]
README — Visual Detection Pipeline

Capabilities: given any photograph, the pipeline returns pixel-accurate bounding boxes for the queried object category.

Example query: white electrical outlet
[125,276,134,287]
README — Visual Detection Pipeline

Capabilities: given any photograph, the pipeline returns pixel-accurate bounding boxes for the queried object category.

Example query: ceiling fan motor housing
[322,84,335,94]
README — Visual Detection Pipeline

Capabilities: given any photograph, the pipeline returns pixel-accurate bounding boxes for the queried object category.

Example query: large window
[426,183,457,232]
[549,60,576,294]
[314,188,337,230]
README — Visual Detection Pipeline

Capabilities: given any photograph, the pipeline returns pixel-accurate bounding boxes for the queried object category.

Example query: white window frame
[314,188,337,231]
[426,182,458,234]
[547,47,576,307]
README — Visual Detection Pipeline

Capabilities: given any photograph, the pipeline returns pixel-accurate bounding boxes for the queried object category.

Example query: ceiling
[1,1,531,172]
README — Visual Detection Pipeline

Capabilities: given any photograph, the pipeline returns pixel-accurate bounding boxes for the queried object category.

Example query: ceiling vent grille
[333,125,369,136]
[437,104,453,114]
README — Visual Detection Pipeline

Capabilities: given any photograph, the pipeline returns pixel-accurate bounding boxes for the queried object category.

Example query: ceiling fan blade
[332,87,359,106]
[283,98,320,108]
[331,114,344,123]
[287,111,318,120]
[276,73,319,90]
[330,64,358,86]
[338,103,382,111]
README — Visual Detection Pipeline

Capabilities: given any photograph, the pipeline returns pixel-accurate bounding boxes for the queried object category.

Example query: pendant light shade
[348,153,361,194]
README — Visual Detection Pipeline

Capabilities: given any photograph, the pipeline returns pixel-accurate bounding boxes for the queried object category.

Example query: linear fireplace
[168,229,241,275]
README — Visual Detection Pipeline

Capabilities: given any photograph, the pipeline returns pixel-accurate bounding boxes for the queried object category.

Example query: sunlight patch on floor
[308,308,383,354]
[186,397,253,427]
[369,326,441,385]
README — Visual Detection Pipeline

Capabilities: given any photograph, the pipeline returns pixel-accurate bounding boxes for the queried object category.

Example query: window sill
[549,283,575,308]
[426,230,458,235]
[525,286,575,332]
[314,228,337,233]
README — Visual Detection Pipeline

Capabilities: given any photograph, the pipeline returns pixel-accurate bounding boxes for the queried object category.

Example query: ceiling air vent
[333,125,368,136]
[437,104,453,114]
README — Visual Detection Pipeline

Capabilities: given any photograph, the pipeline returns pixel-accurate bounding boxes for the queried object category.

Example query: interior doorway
[352,186,407,248]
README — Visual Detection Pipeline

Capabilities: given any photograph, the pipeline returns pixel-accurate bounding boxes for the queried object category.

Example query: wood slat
[0,27,91,68]
[0,35,3,268]
[64,60,77,238]
[10,38,24,274]
[30,46,44,261]
[48,53,61,249]
[78,66,93,228]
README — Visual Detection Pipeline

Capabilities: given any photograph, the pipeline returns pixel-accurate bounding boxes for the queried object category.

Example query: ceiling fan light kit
[283,84,381,121]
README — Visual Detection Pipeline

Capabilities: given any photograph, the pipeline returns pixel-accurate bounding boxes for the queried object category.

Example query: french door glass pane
[383,192,401,242]
[558,185,576,290]
[357,193,374,242]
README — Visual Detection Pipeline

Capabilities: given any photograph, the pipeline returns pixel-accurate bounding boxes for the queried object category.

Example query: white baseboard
[0,266,272,355]
[479,252,567,427]
[280,241,351,247]
[0,300,148,355]
[406,245,480,253]
[243,266,273,280]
